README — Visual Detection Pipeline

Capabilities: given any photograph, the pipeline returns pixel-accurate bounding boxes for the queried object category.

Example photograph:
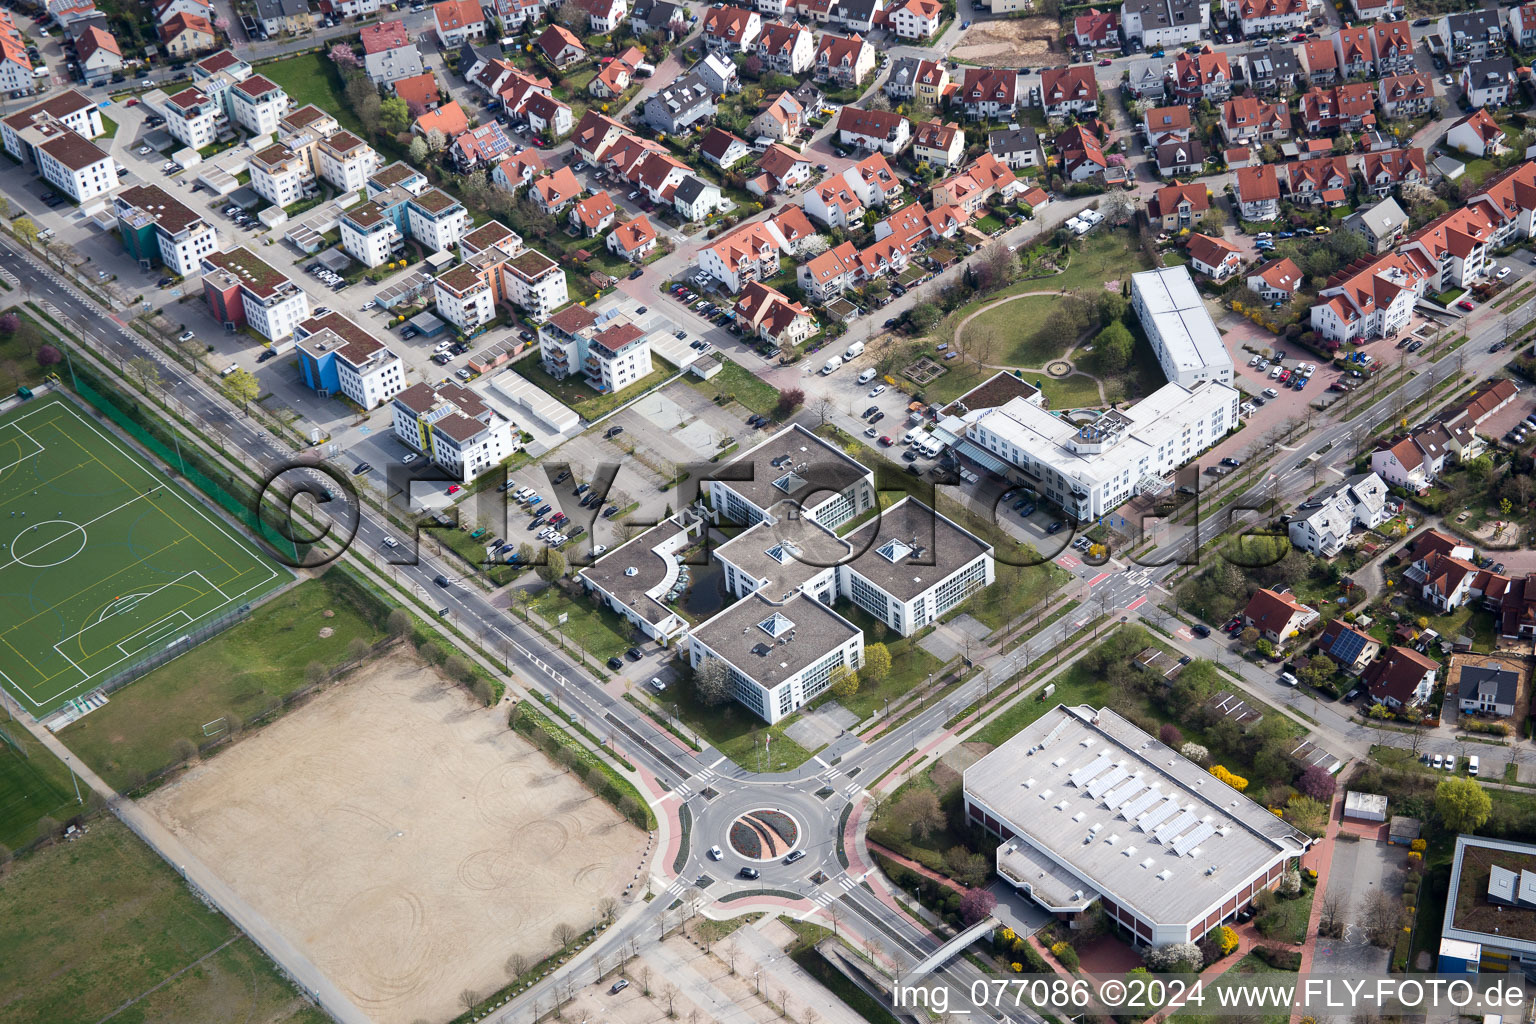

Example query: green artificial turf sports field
[0,394,285,717]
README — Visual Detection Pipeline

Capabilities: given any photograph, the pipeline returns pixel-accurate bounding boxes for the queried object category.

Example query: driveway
[1311,839,1397,975]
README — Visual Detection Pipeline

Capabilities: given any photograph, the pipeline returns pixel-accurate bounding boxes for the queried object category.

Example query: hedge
[509,701,656,829]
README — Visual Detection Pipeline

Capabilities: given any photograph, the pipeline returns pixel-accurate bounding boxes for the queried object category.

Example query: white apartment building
[316,131,379,193]
[405,188,468,252]
[339,199,405,268]
[113,184,219,276]
[1121,0,1209,47]
[501,247,568,320]
[1131,267,1235,388]
[965,704,1311,946]
[432,263,497,331]
[226,74,292,136]
[0,91,103,162]
[538,304,654,393]
[293,311,406,409]
[1287,472,1391,556]
[32,125,117,202]
[391,381,517,482]
[248,143,310,208]
[200,247,311,341]
[162,87,225,149]
[687,591,864,723]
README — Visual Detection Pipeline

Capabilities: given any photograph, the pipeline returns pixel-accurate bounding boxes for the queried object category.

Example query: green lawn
[0,818,325,1024]
[0,308,59,394]
[1035,373,1105,409]
[527,584,634,662]
[1054,228,1155,293]
[98,113,118,139]
[961,294,1071,367]
[0,717,80,851]
[61,570,388,791]
[684,356,781,417]
[256,52,366,136]
[510,353,676,422]
[663,673,823,771]
[814,601,945,721]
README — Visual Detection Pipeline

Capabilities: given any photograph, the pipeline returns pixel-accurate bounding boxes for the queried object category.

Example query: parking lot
[1311,839,1397,976]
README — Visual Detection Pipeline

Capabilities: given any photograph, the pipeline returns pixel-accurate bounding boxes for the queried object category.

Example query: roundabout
[727,808,801,860]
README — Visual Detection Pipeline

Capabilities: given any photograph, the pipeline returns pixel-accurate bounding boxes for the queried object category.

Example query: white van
[1469,755,1480,776]
[902,428,921,445]
[821,355,842,375]
[219,364,239,377]
[844,341,865,360]
[1279,671,1298,686]
[857,368,877,384]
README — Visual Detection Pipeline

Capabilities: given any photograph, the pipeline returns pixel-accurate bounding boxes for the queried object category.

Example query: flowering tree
[329,43,361,70]
[960,888,997,926]
[0,312,18,334]
[1297,764,1336,801]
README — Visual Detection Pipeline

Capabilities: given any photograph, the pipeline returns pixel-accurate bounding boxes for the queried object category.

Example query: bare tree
[663,983,679,1017]
[828,904,844,937]
[724,941,740,974]
[598,895,618,923]
[1362,890,1405,946]
[816,394,835,426]
[552,921,578,947]
[1318,890,1344,939]
[459,990,479,1014]
[506,951,530,979]
[689,1009,702,1024]
[640,964,653,996]
[806,1010,821,1024]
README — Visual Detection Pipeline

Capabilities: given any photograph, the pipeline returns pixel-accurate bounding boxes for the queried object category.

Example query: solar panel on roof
[1137,799,1180,832]
[1329,627,1368,664]
[1087,766,1130,799]
[1104,777,1147,810]
[1172,821,1217,857]
[1120,787,1163,821]
[1068,752,1114,788]
[1155,810,1201,845]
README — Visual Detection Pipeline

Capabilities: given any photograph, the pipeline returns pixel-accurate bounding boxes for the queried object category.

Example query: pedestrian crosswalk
[838,874,860,891]
[665,879,687,896]
[672,767,716,800]
[817,764,864,801]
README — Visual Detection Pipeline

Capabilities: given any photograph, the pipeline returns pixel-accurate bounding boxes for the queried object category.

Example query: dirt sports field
[141,657,644,1024]
[949,17,1059,64]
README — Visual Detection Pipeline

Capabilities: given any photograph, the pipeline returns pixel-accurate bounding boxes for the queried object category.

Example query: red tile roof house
[605,213,657,261]
[1234,164,1280,221]
[535,24,587,68]
[569,191,616,236]
[1317,619,1382,674]
[1147,181,1209,230]
[1416,551,1483,612]
[1246,257,1303,302]
[1370,431,1447,493]
[1362,645,1439,709]
[1185,232,1243,280]
[1072,7,1118,47]
[1242,587,1320,648]
[1037,65,1098,118]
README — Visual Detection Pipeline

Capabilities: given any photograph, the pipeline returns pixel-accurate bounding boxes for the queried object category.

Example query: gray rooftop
[690,592,860,690]
[579,516,688,625]
[965,704,1312,928]
[714,510,852,600]
[841,497,992,603]
[1459,661,1519,706]
[711,424,872,519]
